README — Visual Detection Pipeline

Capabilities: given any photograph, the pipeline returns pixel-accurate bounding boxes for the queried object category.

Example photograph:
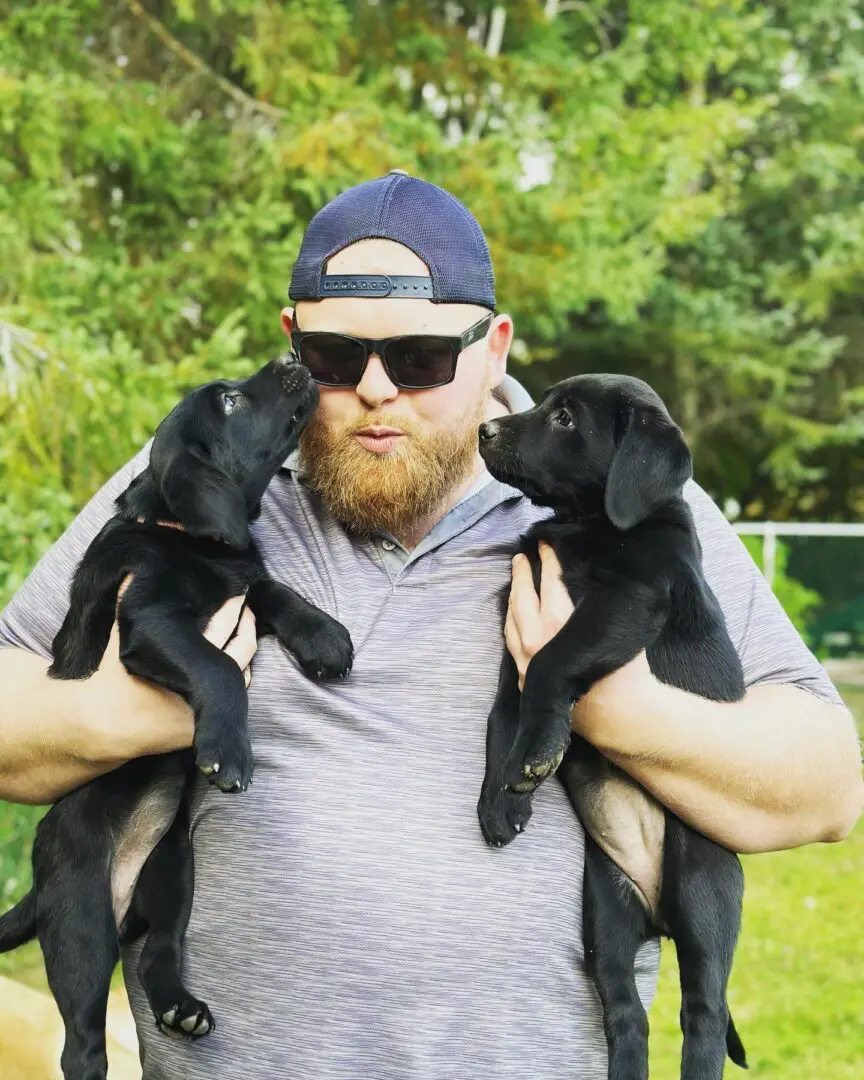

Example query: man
[0,172,860,1080]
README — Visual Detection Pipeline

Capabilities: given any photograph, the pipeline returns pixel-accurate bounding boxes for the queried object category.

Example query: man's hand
[505,543,573,692]
[505,542,654,733]
[89,577,258,760]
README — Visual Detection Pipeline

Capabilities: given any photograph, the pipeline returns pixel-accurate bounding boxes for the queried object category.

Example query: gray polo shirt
[0,375,840,1080]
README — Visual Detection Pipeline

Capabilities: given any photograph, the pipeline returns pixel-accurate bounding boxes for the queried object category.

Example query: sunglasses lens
[297,334,366,386]
[385,338,456,388]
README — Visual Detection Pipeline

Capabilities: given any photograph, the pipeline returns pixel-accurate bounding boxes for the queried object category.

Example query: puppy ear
[161,448,251,549]
[604,406,692,530]
[116,468,161,521]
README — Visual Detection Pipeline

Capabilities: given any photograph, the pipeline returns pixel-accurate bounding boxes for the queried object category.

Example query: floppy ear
[604,406,692,530]
[161,448,251,549]
[115,468,161,521]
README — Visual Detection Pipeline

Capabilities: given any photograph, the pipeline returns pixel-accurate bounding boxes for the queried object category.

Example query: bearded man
[0,172,860,1080]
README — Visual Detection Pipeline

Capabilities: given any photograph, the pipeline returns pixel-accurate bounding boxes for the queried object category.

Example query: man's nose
[356,353,398,407]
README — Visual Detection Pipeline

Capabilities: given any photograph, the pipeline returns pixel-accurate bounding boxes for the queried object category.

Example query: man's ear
[161,448,251,549]
[280,307,294,338]
[604,406,692,530]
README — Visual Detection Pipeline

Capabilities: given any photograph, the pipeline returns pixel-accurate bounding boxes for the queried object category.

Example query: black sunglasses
[290,313,494,390]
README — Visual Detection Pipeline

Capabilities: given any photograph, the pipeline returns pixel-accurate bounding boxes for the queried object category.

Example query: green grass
[1,689,862,1075]
[649,685,864,1078]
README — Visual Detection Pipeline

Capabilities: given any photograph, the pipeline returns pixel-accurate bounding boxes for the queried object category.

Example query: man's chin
[300,430,476,540]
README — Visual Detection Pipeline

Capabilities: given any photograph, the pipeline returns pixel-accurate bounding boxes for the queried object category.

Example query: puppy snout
[479,421,500,442]
[279,362,313,394]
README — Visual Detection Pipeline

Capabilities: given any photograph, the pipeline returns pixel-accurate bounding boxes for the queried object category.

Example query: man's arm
[571,654,862,853]
[0,444,257,805]
[505,504,863,855]
[0,598,255,805]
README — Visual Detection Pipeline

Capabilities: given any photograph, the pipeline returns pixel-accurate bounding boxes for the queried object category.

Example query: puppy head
[119,357,318,548]
[479,374,692,529]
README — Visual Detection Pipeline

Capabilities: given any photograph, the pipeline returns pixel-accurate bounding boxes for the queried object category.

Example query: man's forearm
[0,648,136,804]
[573,674,864,854]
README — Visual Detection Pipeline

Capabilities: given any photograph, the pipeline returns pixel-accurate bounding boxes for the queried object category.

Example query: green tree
[1,0,863,610]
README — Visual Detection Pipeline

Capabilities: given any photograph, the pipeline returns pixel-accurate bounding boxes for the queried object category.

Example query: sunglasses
[290,313,494,390]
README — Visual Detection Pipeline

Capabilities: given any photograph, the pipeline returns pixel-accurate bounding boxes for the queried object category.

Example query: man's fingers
[223,606,258,673]
[203,592,247,649]
[503,603,519,659]
[538,542,574,623]
[113,573,134,619]
[509,554,540,637]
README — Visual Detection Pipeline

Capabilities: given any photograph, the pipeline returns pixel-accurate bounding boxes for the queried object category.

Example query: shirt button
[381,539,396,551]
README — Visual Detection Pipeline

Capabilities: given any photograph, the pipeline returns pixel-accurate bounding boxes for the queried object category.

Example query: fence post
[763,522,777,589]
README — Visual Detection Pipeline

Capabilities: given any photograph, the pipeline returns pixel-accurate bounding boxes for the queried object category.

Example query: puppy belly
[565,754,666,920]
[111,774,184,929]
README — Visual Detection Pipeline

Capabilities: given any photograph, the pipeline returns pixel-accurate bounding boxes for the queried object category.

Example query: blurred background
[0,1,862,1077]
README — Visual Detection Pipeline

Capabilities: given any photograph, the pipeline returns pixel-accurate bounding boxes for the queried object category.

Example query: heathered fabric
[0,376,841,1080]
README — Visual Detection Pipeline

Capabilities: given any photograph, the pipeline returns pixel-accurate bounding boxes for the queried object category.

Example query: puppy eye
[553,408,573,428]
[220,391,241,414]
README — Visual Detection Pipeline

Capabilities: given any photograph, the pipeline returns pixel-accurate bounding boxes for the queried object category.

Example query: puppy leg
[583,833,651,1080]
[132,800,214,1040]
[50,561,132,679]
[477,651,534,846]
[118,601,252,791]
[247,577,353,679]
[661,817,746,1079]
[507,586,662,794]
[35,831,118,1080]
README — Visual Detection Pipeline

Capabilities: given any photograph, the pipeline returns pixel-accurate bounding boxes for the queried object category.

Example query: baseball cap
[288,171,496,311]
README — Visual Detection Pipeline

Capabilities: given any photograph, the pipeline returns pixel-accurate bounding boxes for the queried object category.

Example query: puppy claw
[214,776,245,793]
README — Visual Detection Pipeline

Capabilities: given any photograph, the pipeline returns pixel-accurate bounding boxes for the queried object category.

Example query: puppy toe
[477,787,534,846]
[157,998,214,1040]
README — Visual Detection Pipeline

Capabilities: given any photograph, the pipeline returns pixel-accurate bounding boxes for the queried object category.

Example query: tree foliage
[1,0,863,606]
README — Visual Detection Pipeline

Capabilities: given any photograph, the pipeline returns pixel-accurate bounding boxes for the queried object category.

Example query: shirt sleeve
[0,444,152,661]
[684,480,843,705]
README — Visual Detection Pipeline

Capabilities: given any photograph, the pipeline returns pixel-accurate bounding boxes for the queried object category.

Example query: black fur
[476,373,748,1080]
[0,357,354,1080]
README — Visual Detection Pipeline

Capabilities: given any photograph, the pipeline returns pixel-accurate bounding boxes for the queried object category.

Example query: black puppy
[476,374,747,1080]
[0,357,353,1080]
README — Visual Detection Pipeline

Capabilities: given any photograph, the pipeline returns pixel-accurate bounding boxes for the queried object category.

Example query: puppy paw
[477,785,534,847]
[507,747,566,794]
[292,616,354,680]
[507,715,571,794]
[195,733,254,792]
[156,997,214,1040]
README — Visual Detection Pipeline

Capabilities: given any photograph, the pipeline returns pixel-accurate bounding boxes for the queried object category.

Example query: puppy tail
[0,888,37,952]
[726,1012,748,1069]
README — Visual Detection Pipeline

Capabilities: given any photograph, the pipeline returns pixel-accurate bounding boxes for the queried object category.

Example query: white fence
[734,522,864,588]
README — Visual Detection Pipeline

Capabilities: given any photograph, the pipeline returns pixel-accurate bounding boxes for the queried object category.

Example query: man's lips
[353,427,405,454]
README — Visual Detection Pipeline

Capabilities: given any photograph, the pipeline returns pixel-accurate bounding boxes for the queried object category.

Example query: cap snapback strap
[317,274,434,298]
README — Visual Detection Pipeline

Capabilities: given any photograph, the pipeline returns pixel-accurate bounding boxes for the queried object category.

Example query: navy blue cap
[289,172,496,310]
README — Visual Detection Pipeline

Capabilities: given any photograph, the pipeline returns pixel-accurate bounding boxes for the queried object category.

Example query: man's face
[281,239,512,542]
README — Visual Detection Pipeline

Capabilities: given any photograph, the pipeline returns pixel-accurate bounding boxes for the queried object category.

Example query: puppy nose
[279,362,312,392]
[479,421,499,442]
